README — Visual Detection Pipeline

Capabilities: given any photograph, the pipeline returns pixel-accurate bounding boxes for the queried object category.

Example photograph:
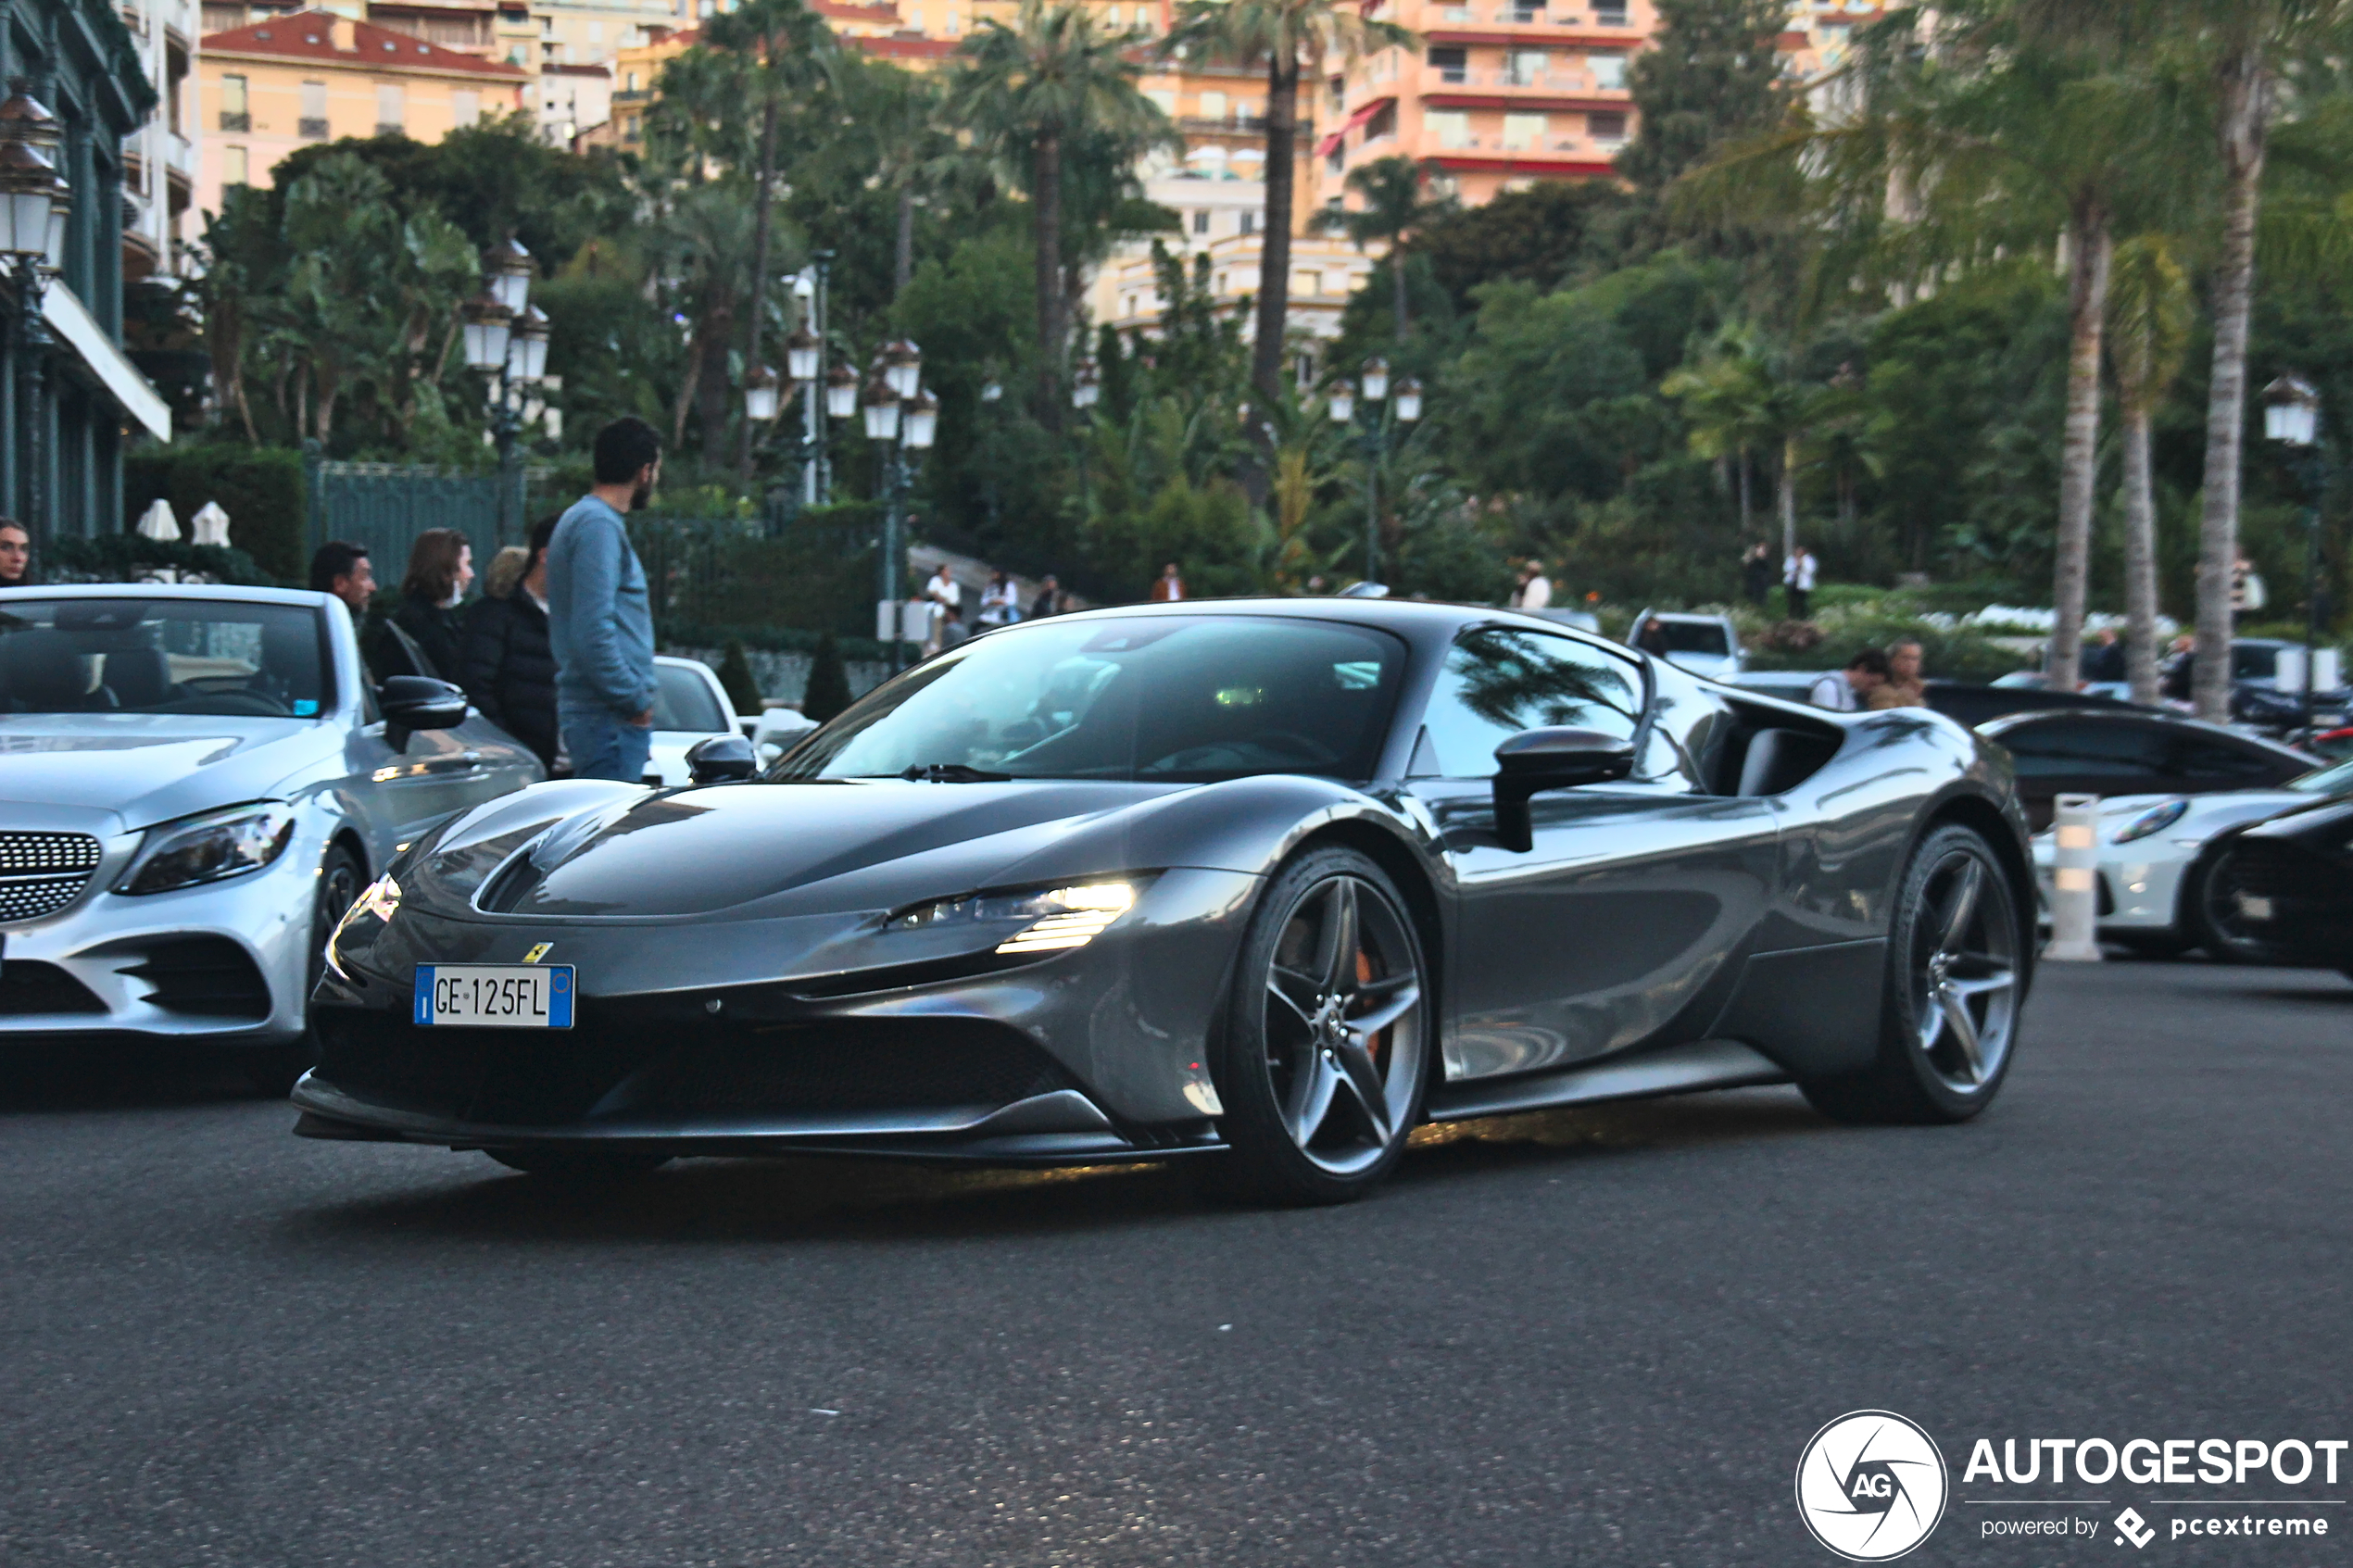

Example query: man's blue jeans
[561,708,653,783]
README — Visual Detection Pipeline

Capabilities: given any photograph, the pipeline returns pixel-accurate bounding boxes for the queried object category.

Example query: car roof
[0,582,333,608]
[1979,704,2312,758]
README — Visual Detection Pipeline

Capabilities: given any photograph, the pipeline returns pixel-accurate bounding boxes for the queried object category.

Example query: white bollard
[2045,792,2103,962]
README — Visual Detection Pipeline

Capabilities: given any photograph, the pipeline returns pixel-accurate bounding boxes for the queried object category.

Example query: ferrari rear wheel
[484,1149,673,1180]
[1803,824,2022,1125]
[1206,847,1429,1206]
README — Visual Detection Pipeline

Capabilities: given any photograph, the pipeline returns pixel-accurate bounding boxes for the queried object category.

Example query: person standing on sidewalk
[548,418,661,784]
[461,515,561,772]
[1783,544,1818,621]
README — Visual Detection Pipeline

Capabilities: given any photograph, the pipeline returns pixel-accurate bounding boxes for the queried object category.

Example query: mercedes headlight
[2113,800,2189,844]
[887,879,1146,955]
[116,803,296,896]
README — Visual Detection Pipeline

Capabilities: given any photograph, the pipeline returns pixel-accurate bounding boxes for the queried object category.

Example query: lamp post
[1332,362,1421,586]
[0,92,69,537]
[463,240,548,544]
[2263,373,2327,732]
[863,340,935,670]
[785,251,834,507]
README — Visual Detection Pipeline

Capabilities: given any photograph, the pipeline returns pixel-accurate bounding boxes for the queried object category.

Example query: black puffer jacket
[460,592,559,769]
[387,597,467,686]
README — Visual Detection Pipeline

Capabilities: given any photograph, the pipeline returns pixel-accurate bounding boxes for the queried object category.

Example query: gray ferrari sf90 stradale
[296,600,2034,1204]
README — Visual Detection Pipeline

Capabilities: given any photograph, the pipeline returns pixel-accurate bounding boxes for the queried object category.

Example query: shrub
[44,533,272,586]
[124,445,306,583]
[802,634,853,723]
[716,639,763,715]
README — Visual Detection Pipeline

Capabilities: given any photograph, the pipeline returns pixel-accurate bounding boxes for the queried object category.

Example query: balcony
[219,109,250,132]
[1180,114,1270,135]
[298,116,329,139]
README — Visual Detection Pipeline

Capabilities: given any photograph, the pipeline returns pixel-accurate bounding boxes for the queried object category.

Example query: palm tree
[705,0,837,474]
[1312,155,1454,341]
[1164,0,1413,407]
[2108,234,2194,706]
[1662,327,1821,558]
[2176,0,2353,720]
[951,1,1167,425]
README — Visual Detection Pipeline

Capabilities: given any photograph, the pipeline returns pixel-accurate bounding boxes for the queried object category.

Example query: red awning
[1316,95,1394,158]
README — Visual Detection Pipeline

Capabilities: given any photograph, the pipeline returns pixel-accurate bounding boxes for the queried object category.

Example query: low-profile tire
[241,842,366,1098]
[1801,823,2025,1126]
[1202,847,1431,1206]
[2184,844,2272,964]
[484,1149,673,1179]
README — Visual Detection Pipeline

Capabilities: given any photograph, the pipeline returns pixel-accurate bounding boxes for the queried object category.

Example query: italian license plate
[2236,893,2274,922]
[413,964,575,1029]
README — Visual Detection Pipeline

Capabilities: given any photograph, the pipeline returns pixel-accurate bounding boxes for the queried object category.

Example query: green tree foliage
[1615,0,1791,195]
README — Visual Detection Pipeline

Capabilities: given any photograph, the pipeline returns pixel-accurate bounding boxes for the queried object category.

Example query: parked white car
[1627,608,1744,682]
[641,656,745,786]
[0,583,542,1083]
[2029,755,2353,952]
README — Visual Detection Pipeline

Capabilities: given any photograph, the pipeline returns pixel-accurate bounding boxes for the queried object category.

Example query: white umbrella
[190,500,231,546]
[135,498,181,541]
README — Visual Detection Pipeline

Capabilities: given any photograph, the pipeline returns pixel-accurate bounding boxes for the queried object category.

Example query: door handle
[422,751,484,773]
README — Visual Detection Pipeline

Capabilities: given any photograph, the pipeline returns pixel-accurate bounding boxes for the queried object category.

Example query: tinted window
[781,615,1404,783]
[1651,621,1731,655]
[0,597,327,718]
[651,663,731,733]
[2167,735,2290,784]
[1416,627,1643,778]
[1998,721,2171,777]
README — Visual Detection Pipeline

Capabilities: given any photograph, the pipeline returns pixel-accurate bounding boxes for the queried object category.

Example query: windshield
[0,598,329,719]
[652,663,731,733]
[776,615,1405,783]
[2290,757,2353,796]
[1650,621,1731,656]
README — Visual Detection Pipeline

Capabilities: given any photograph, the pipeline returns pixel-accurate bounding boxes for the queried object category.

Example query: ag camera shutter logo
[1795,1410,1950,1561]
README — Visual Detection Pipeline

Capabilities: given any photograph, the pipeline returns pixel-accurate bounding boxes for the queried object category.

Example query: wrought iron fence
[303,441,527,576]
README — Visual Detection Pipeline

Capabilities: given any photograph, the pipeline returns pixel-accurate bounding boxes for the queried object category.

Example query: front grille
[0,833,102,922]
[0,960,107,1015]
[312,1008,1074,1129]
[122,937,272,1020]
[650,1020,1073,1119]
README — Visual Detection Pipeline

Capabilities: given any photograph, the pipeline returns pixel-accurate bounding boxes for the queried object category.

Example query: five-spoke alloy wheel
[1211,847,1429,1204]
[1804,823,2024,1124]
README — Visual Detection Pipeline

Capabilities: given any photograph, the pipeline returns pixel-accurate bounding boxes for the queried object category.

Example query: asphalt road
[4,957,2349,1568]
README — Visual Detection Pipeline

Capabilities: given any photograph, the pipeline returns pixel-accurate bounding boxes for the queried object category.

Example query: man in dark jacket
[461,516,560,771]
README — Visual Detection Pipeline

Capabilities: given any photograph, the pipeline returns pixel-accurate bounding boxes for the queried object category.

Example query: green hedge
[661,621,890,662]
[44,533,272,586]
[124,446,306,583]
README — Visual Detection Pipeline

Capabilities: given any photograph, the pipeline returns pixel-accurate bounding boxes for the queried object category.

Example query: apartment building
[196,10,526,214]
[120,0,200,278]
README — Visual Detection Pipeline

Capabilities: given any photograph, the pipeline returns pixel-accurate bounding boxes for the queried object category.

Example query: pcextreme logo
[1796,1410,1951,1562]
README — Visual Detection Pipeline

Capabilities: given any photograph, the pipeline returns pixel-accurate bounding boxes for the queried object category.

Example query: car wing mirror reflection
[1491,727,1636,852]
[380,675,469,754]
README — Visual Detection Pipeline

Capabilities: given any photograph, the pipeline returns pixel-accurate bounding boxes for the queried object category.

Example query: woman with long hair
[377,528,473,684]
[460,518,560,770]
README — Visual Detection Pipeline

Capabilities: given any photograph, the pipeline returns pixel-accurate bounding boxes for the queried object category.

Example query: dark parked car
[299,600,2034,1205]
[1731,671,2155,729]
[2196,796,2353,978]
[1978,709,2313,830]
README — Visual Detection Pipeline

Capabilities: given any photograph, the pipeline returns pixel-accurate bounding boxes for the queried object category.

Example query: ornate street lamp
[485,237,534,317]
[1071,357,1101,410]
[459,294,513,372]
[1394,376,1423,422]
[1327,381,1355,424]
[743,363,781,422]
[0,142,63,269]
[2263,374,2328,730]
[881,338,923,399]
[504,304,550,383]
[0,92,67,539]
[902,387,938,450]
[860,372,901,442]
[824,361,860,420]
[784,325,821,384]
[1361,356,1390,403]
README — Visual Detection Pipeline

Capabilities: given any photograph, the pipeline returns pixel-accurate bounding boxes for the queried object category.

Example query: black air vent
[0,960,107,1015]
[122,937,272,1019]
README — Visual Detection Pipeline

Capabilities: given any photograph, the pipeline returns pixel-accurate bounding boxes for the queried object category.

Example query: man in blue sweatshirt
[547,417,661,782]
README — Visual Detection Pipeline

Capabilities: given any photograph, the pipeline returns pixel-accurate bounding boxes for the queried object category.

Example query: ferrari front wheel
[1207,847,1430,1206]
[1803,824,2023,1125]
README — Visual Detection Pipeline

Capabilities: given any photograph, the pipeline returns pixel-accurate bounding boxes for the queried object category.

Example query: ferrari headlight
[324,873,400,981]
[2113,800,2189,844]
[887,879,1144,955]
[116,803,296,896]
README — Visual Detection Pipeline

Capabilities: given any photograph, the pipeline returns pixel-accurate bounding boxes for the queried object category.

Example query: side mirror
[380,675,468,753]
[686,733,759,784]
[1491,726,1635,851]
